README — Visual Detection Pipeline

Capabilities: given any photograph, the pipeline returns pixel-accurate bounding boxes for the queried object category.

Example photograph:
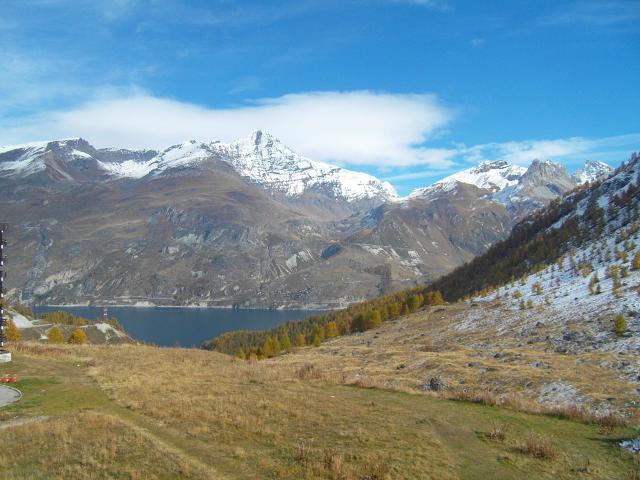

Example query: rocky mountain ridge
[0,132,397,206]
[0,133,616,308]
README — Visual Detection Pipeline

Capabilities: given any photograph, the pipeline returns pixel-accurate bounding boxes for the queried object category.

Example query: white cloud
[459,134,640,166]
[0,90,455,168]
[539,1,640,27]
[382,133,640,188]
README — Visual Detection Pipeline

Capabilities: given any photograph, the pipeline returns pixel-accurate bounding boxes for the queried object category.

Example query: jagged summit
[406,158,607,214]
[572,160,612,185]
[513,158,576,202]
[219,130,398,201]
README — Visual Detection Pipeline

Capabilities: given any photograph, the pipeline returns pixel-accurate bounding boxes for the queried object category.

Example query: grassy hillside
[0,342,637,479]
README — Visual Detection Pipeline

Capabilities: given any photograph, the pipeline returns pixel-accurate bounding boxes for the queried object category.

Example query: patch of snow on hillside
[0,144,48,176]
[70,149,92,159]
[9,311,35,329]
[94,322,125,338]
[474,217,640,354]
[360,245,389,256]
[0,140,50,155]
[98,159,156,178]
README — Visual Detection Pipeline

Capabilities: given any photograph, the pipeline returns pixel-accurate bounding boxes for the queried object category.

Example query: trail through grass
[0,343,637,479]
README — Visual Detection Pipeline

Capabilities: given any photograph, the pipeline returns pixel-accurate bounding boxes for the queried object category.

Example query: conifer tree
[407,295,422,312]
[5,320,20,342]
[430,290,445,305]
[296,333,306,347]
[351,313,366,332]
[368,311,382,329]
[68,328,88,345]
[47,325,64,344]
[280,332,292,353]
[614,314,627,336]
[325,321,339,338]
[262,337,276,357]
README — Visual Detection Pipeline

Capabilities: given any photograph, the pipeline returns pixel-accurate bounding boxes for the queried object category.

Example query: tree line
[204,154,639,359]
[202,290,444,359]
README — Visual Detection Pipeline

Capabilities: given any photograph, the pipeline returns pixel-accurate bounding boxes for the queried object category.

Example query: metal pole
[0,223,7,349]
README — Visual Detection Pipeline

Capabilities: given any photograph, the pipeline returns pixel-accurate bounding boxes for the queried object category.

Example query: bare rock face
[517,159,576,202]
[0,135,602,308]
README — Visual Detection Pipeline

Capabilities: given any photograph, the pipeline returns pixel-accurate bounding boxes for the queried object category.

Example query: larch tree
[47,326,65,344]
[280,332,292,353]
[325,321,339,338]
[68,328,88,345]
[5,320,21,342]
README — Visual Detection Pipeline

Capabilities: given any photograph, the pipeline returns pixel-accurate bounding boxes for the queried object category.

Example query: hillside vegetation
[205,154,640,360]
[0,342,637,479]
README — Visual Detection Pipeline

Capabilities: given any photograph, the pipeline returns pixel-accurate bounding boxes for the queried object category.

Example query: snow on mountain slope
[0,138,154,180]
[0,144,48,176]
[97,158,156,178]
[218,130,398,201]
[572,160,613,185]
[472,154,640,354]
[0,133,398,203]
[0,139,75,177]
[132,131,398,201]
[0,139,60,156]
[407,159,587,216]
[408,161,527,199]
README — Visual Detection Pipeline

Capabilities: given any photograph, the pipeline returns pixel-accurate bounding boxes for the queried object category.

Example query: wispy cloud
[539,1,640,27]
[389,0,451,11]
[459,134,640,166]
[0,90,455,168]
[382,133,640,189]
[228,76,263,95]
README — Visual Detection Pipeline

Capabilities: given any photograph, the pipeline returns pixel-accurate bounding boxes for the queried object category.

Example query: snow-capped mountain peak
[0,133,399,204]
[216,130,398,201]
[572,160,612,185]
[97,130,398,203]
[408,160,527,199]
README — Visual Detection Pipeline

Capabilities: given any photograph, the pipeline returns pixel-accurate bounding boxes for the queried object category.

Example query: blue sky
[1,0,639,194]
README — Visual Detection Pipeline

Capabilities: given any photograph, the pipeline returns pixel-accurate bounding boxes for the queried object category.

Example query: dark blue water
[33,306,322,348]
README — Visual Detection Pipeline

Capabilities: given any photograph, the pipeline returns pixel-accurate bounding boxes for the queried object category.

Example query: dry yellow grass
[0,413,199,479]
[0,338,637,479]
[273,302,640,419]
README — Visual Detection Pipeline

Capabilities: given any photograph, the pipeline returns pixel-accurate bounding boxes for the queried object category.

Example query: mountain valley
[0,132,612,308]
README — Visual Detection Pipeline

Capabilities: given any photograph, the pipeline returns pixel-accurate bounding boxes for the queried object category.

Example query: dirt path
[113,412,228,480]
